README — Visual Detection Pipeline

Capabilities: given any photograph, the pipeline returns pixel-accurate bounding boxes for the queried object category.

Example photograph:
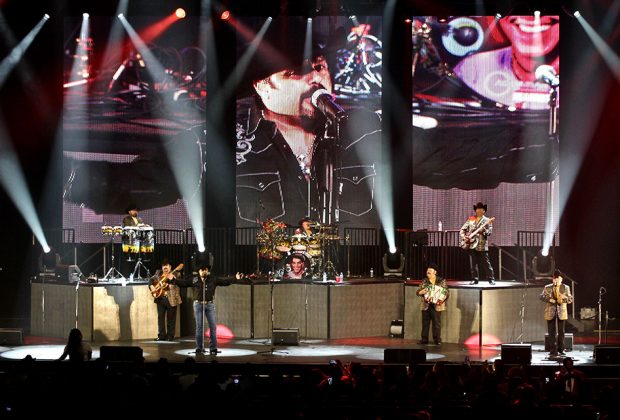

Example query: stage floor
[0,335,603,367]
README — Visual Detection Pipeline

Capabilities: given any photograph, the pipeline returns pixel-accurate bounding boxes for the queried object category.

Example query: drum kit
[257,221,342,279]
[100,224,155,280]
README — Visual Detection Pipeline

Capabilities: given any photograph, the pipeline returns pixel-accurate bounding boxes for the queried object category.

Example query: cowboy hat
[473,202,487,212]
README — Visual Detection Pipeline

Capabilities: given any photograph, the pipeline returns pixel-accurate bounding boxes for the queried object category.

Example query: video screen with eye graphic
[410,16,560,245]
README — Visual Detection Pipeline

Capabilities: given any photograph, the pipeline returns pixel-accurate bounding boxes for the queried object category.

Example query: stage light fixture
[39,249,59,274]
[383,249,405,278]
[221,10,230,21]
[192,250,213,271]
[175,8,186,19]
[574,10,581,18]
[495,13,502,19]
[532,249,555,280]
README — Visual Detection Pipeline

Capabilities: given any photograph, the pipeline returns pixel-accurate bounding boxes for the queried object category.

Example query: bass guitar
[150,263,184,298]
[460,217,495,250]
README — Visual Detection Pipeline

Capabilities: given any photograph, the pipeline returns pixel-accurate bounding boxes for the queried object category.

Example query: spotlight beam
[0,117,49,252]
[0,14,49,88]
[118,15,206,252]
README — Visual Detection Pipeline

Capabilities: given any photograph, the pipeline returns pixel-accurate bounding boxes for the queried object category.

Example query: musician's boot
[469,280,478,285]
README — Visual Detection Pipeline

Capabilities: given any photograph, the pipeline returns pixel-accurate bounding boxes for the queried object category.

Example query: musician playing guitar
[150,259,183,341]
[459,202,496,285]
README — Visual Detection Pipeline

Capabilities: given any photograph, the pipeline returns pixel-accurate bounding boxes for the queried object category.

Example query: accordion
[425,284,448,304]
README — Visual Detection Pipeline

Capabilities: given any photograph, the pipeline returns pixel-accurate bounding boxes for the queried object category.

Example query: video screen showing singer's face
[235,16,383,229]
[410,16,560,245]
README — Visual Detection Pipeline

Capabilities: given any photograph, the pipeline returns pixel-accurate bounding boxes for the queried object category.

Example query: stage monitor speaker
[384,348,426,364]
[272,328,299,345]
[0,328,23,345]
[544,333,573,351]
[99,346,143,362]
[594,345,620,364]
[501,343,532,364]
[389,320,404,338]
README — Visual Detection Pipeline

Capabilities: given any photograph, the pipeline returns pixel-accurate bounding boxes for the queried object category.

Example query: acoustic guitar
[150,263,184,298]
[460,217,495,250]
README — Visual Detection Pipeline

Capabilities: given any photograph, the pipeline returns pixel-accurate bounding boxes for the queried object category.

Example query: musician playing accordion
[415,264,449,345]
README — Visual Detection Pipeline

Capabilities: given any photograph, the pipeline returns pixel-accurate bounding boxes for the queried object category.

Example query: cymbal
[291,234,307,239]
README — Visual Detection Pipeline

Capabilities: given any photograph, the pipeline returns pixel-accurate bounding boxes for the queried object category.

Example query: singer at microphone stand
[540,269,573,357]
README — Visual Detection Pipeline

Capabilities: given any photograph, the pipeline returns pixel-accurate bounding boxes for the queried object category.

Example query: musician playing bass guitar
[150,259,183,341]
[459,202,496,285]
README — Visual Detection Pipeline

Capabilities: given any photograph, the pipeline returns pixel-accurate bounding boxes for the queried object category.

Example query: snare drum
[275,238,291,253]
[290,234,308,251]
[138,226,155,253]
[113,225,124,235]
[122,227,139,253]
[101,225,113,236]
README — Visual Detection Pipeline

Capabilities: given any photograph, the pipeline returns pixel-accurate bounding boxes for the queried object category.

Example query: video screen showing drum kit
[257,220,342,280]
[100,224,155,280]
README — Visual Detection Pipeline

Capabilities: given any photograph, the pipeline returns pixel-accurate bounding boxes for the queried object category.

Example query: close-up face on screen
[235,16,383,229]
[410,15,560,246]
[62,15,205,243]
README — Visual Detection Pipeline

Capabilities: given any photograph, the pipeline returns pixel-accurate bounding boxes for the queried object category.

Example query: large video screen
[411,16,560,245]
[62,16,205,243]
[235,16,383,229]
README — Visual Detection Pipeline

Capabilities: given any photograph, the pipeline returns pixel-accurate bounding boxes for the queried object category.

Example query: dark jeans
[548,315,565,353]
[156,296,177,340]
[469,249,495,281]
[421,304,442,343]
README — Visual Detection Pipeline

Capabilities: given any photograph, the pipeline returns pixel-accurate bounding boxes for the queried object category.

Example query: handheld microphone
[311,89,348,123]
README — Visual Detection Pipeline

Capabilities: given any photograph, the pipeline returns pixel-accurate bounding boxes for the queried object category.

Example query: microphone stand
[598,287,606,345]
[201,274,206,353]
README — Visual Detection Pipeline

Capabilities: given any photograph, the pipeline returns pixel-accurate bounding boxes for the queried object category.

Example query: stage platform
[0,335,610,368]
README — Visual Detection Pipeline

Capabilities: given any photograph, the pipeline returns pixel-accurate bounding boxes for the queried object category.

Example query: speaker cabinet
[272,328,299,345]
[544,333,574,351]
[99,346,144,362]
[0,328,23,345]
[501,344,532,364]
[389,320,404,338]
[384,348,426,364]
[594,345,620,364]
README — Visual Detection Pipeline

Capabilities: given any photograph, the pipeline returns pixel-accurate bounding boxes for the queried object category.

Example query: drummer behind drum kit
[258,222,342,279]
[100,224,155,281]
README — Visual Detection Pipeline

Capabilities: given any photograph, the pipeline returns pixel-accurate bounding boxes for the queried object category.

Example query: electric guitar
[460,217,495,250]
[150,263,184,298]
